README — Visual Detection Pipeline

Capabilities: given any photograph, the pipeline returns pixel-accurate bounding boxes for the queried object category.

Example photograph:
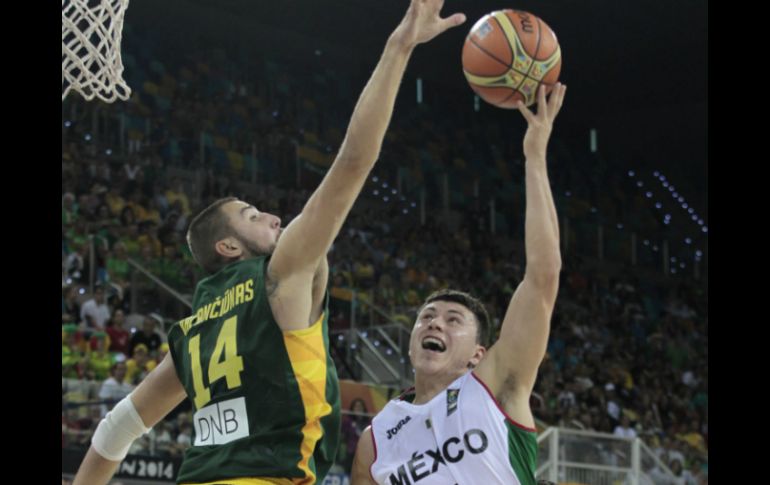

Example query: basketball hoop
[62,0,131,103]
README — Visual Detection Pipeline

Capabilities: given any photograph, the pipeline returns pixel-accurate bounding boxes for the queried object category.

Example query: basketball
[462,9,562,109]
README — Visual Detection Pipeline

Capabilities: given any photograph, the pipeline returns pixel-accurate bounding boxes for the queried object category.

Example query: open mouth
[421,337,446,353]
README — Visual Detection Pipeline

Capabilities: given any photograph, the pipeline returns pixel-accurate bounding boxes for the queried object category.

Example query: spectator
[62,324,87,379]
[62,285,81,324]
[105,185,126,218]
[98,362,134,417]
[682,458,706,485]
[105,308,130,355]
[668,459,686,485]
[128,314,163,357]
[119,205,136,228]
[62,192,79,226]
[79,284,111,332]
[106,242,131,301]
[340,399,370,470]
[165,178,191,216]
[137,220,163,257]
[613,414,638,439]
[64,241,88,284]
[678,419,707,455]
[85,332,115,381]
[175,422,193,455]
[125,344,158,385]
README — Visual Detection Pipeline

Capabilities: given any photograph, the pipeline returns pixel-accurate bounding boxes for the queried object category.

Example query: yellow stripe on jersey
[282,312,332,485]
[181,477,293,485]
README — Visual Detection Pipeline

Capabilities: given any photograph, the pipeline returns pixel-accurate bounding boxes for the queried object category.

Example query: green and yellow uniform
[167,257,340,485]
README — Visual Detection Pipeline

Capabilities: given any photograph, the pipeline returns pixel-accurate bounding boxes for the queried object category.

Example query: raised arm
[268,0,466,280]
[476,84,567,422]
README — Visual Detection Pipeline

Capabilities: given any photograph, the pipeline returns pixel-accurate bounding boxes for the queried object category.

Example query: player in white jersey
[351,82,567,485]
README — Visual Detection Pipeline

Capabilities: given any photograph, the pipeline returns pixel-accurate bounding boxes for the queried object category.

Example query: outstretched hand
[392,0,466,48]
[516,82,567,161]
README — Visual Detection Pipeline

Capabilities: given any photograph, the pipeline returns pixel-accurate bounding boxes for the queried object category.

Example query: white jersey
[370,372,538,485]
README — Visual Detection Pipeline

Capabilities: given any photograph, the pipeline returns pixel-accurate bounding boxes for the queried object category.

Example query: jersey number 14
[188,316,245,409]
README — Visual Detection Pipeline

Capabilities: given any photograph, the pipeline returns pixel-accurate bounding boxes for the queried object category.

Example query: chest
[371,378,516,485]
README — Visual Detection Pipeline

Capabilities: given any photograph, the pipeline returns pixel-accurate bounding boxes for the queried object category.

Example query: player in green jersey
[73,1,467,484]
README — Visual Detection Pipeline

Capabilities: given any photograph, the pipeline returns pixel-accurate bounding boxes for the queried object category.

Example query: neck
[412,368,469,405]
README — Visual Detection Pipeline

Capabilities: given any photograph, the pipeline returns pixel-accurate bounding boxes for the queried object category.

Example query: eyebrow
[240,205,257,217]
[447,309,467,319]
[422,307,467,319]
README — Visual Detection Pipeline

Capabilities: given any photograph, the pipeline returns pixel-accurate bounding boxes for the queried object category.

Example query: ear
[468,345,487,369]
[215,237,243,258]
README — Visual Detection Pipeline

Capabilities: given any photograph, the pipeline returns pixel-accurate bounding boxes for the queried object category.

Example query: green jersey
[167,257,340,484]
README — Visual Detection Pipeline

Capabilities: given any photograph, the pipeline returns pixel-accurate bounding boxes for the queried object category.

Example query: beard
[234,233,276,258]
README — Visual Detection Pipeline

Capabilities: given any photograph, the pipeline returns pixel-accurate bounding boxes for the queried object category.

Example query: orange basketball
[462,9,562,109]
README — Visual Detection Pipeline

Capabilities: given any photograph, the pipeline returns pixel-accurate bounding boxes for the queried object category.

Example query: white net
[62,0,131,103]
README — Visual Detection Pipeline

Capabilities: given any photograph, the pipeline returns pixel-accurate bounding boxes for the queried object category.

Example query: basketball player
[351,82,567,485]
[72,1,467,484]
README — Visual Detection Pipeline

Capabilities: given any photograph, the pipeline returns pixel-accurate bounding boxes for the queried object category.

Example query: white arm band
[91,394,151,462]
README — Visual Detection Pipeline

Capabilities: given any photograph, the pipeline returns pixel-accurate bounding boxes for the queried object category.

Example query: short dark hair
[186,197,238,274]
[420,289,493,348]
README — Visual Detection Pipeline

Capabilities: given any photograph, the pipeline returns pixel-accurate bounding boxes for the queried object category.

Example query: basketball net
[62,0,131,103]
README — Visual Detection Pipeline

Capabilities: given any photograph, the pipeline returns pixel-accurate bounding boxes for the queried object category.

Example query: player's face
[409,301,485,377]
[223,200,283,257]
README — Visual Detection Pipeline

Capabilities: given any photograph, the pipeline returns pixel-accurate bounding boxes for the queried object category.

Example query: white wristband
[91,394,150,462]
